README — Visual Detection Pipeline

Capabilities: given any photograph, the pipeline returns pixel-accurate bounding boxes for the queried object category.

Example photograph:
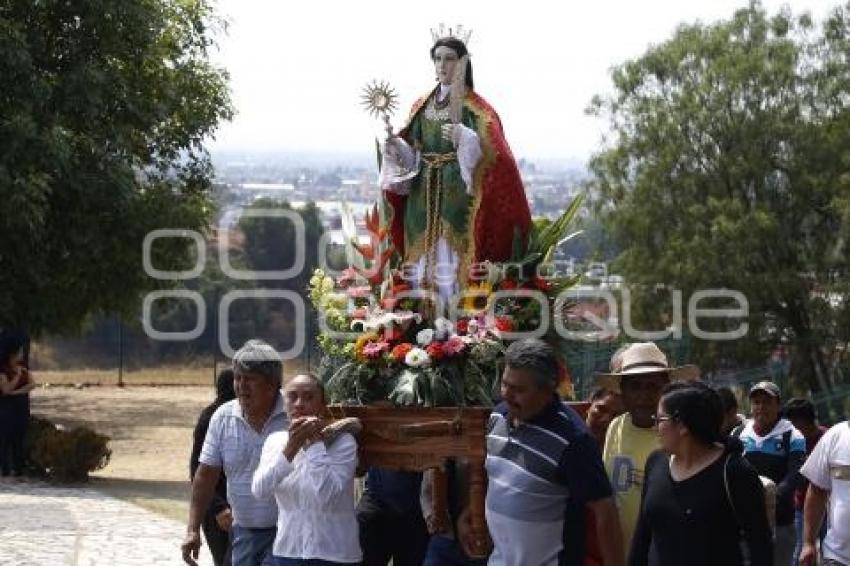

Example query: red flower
[425,342,445,362]
[533,276,552,292]
[380,297,399,310]
[351,307,368,320]
[500,279,518,290]
[455,318,469,334]
[495,316,514,332]
[391,343,413,363]
[391,282,411,296]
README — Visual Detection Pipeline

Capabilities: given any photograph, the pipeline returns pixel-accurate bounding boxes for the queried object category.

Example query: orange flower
[391,343,414,363]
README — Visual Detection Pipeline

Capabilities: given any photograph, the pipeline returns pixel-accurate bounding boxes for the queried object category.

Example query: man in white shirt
[182,339,288,566]
[799,420,850,566]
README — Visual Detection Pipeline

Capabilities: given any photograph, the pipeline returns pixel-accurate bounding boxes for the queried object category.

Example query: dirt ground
[30,385,216,522]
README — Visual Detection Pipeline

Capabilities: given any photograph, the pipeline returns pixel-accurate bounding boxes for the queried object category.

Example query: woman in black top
[190,368,235,566]
[0,330,34,477]
[628,381,773,566]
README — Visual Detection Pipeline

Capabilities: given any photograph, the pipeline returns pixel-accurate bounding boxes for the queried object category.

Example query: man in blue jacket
[735,381,806,566]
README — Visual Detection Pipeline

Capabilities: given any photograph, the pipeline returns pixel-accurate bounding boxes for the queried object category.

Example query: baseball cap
[749,380,781,399]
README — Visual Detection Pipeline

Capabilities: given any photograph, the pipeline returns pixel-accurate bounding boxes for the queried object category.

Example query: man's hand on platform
[215,507,233,532]
[425,511,450,535]
[284,417,322,461]
[456,505,492,559]
[180,530,202,566]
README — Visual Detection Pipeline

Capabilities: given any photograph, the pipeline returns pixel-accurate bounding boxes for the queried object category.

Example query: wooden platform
[328,401,590,558]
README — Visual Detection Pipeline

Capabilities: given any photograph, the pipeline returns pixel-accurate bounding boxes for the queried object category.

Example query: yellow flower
[461,281,493,315]
[354,332,380,361]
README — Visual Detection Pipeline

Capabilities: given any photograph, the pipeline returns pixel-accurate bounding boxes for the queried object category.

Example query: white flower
[433,317,454,340]
[309,275,321,287]
[467,319,479,334]
[416,328,435,346]
[351,310,422,332]
[321,277,335,292]
[405,347,431,368]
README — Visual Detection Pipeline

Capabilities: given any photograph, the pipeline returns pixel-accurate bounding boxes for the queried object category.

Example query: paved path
[0,481,213,565]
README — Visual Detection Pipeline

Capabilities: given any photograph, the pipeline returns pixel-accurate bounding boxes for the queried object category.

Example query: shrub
[26,416,111,483]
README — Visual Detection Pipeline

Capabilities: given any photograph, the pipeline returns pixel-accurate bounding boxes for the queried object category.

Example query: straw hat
[595,342,700,393]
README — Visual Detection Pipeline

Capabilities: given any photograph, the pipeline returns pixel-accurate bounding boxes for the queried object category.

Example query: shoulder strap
[731,423,745,439]
[722,453,740,526]
[781,429,792,458]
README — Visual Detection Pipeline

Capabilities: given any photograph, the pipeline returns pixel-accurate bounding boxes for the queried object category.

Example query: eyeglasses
[651,413,674,425]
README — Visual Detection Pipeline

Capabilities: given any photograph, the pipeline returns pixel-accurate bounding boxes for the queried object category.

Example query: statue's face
[433,45,460,86]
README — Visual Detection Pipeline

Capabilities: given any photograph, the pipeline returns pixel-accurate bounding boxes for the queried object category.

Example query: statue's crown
[430,24,472,47]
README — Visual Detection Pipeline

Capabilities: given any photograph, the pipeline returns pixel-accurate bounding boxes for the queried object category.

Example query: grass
[37,367,217,386]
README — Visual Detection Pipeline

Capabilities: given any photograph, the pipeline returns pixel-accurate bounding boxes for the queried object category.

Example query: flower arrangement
[310,197,584,407]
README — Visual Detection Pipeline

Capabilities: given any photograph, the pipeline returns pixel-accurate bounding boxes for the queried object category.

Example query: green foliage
[26,416,111,483]
[322,353,501,407]
[510,195,585,279]
[587,1,850,390]
[0,0,232,335]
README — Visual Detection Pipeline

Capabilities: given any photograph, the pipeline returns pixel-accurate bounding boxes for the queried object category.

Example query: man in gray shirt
[182,340,289,566]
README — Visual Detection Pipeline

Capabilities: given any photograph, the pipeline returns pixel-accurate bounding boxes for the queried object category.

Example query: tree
[238,199,325,292]
[0,0,232,335]
[587,1,850,396]
[238,199,326,355]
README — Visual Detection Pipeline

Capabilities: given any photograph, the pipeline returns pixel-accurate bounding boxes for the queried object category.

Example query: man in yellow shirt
[598,342,698,557]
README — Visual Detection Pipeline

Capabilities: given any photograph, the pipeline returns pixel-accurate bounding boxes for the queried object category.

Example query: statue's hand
[382,113,393,140]
[384,136,403,163]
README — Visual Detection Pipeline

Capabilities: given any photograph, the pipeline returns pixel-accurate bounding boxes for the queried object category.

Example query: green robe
[401,94,480,265]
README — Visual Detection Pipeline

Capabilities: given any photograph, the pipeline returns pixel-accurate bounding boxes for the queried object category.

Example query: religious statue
[371,25,532,303]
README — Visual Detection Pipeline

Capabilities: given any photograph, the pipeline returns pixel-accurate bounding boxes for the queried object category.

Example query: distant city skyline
[207,0,838,163]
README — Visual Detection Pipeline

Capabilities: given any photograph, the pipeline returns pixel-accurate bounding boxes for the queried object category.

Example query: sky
[208,0,840,163]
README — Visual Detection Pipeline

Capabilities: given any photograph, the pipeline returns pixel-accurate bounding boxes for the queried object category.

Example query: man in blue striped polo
[459,339,624,566]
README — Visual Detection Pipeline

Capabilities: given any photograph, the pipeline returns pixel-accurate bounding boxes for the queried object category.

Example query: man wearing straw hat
[597,342,699,557]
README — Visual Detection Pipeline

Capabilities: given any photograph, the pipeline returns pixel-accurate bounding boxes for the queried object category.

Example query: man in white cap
[599,342,697,557]
[734,381,806,566]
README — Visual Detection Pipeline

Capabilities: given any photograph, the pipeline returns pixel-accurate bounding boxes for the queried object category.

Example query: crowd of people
[182,338,850,566]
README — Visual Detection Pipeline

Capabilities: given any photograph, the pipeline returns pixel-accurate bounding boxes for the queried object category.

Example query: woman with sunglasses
[628,381,773,566]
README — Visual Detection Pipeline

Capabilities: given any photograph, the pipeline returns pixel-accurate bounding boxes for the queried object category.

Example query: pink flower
[347,286,373,299]
[443,336,466,356]
[363,341,390,360]
[339,268,359,288]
